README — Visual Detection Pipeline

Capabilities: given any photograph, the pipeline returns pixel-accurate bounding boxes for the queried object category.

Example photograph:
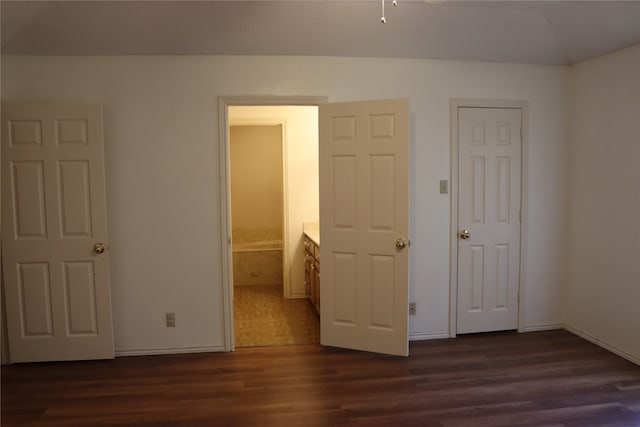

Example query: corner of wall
[563,43,640,364]
[560,63,574,329]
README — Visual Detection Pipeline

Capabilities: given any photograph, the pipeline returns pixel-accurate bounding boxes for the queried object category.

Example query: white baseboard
[411,326,564,340]
[409,331,450,341]
[115,345,226,357]
[564,324,640,366]
[112,328,639,367]
[521,323,564,332]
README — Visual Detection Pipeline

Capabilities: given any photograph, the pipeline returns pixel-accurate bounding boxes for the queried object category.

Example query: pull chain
[381,0,398,24]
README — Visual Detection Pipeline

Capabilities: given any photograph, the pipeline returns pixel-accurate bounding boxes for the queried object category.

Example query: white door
[319,99,409,356]
[457,107,522,334]
[1,104,114,362]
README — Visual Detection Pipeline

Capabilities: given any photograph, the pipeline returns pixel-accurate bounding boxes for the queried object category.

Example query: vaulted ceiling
[2,1,640,65]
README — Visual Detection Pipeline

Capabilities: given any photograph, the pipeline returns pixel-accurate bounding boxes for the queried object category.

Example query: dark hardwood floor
[2,330,639,426]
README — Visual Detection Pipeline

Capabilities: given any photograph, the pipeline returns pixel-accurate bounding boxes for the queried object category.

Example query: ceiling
[2,1,640,65]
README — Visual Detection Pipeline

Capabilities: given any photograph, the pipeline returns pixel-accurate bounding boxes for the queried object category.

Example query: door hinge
[520,127,523,142]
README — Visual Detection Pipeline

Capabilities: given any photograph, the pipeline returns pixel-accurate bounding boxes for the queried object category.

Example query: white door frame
[449,98,529,338]
[218,95,327,351]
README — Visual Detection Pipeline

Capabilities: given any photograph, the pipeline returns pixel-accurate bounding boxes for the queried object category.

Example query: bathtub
[232,240,283,286]
[233,240,283,252]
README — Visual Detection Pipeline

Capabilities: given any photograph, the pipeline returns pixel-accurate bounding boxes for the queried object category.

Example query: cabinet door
[314,252,320,313]
[304,237,312,297]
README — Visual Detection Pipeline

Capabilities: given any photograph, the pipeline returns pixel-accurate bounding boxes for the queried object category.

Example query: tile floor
[233,284,320,348]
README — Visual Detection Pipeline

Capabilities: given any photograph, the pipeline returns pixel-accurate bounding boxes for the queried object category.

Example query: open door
[319,99,409,356]
[1,104,114,362]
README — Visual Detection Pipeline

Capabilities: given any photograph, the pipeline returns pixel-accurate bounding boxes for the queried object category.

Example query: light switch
[166,312,176,327]
[439,180,449,194]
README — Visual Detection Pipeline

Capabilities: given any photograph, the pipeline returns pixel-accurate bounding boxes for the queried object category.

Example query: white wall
[229,106,319,298]
[0,55,567,354]
[566,44,640,363]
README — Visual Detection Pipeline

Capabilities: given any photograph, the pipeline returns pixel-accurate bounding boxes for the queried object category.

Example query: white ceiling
[2,1,640,65]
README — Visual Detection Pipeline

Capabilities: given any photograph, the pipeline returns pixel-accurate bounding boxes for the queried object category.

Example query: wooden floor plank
[2,330,639,426]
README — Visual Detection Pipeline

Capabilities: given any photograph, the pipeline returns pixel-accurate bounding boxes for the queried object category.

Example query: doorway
[220,96,411,356]
[222,99,324,349]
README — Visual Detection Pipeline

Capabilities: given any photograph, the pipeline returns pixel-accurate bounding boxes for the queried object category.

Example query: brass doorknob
[459,230,471,240]
[395,238,408,249]
[93,242,106,254]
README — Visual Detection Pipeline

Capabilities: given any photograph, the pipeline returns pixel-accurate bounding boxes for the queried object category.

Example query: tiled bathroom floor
[233,285,320,348]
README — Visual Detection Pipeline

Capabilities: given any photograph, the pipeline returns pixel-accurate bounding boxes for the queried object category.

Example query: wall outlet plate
[439,180,449,194]
[409,302,416,315]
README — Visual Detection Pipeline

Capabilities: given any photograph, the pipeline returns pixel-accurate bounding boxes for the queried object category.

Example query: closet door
[2,104,114,362]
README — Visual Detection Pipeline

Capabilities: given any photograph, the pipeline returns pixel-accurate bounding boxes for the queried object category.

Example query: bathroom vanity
[303,224,320,315]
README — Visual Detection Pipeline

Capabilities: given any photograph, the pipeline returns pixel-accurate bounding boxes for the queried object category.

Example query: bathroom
[228,106,319,347]
[230,124,284,289]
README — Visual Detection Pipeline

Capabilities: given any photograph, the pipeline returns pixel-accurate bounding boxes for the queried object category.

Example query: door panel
[2,104,114,362]
[319,99,409,356]
[17,262,54,337]
[63,261,99,335]
[457,107,521,334]
[11,161,48,238]
[58,160,93,237]
[331,156,356,227]
[332,252,357,325]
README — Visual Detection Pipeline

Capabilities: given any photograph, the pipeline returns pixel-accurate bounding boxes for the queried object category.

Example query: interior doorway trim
[218,95,327,351]
[449,98,530,338]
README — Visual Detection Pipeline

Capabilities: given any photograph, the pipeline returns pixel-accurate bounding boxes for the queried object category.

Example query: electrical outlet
[166,312,176,327]
[409,302,416,315]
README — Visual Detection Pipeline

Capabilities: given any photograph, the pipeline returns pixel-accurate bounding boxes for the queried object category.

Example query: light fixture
[381,0,398,24]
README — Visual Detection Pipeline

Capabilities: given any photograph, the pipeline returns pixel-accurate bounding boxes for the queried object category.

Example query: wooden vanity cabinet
[304,236,320,314]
